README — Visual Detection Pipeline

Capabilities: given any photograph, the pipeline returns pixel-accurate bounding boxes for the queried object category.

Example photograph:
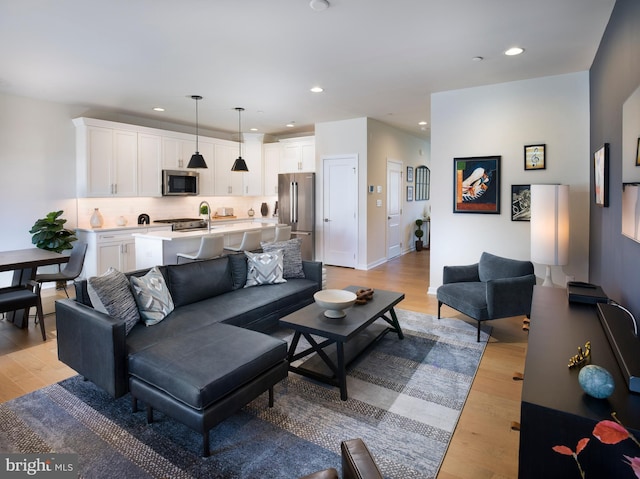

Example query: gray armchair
[437,251,535,341]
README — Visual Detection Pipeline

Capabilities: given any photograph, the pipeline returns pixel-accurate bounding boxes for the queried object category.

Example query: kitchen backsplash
[76,196,278,229]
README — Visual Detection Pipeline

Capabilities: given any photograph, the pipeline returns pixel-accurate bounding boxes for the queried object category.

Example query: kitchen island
[133,221,277,268]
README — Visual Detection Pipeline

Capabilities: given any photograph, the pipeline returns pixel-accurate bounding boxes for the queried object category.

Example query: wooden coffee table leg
[389,308,404,339]
[336,341,348,401]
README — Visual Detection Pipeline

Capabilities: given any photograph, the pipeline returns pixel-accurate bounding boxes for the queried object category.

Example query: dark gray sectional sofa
[55,253,323,399]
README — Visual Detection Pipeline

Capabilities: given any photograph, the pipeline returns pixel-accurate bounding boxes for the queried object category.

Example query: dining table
[0,248,69,328]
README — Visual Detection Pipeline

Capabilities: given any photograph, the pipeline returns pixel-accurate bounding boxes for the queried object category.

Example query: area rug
[0,310,489,479]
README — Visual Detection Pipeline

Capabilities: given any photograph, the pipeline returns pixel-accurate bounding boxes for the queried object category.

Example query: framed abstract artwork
[453,156,501,214]
[524,144,546,170]
[594,143,609,207]
[407,166,414,182]
[511,184,531,221]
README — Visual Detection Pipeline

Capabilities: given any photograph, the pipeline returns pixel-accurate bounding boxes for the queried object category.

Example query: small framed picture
[594,143,609,207]
[407,186,414,202]
[511,185,531,221]
[636,137,640,166]
[524,144,546,170]
[407,166,414,182]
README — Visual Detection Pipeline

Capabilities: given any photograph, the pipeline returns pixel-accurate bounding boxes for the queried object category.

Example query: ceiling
[0,0,615,139]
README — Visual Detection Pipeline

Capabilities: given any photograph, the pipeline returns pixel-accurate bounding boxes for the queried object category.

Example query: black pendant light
[187,95,207,169]
[231,107,249,172]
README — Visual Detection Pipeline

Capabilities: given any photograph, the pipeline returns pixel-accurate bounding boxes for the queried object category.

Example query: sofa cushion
[437,282,489,320]
[478,251,534,282]
[244,250,286,287]
[166,257,234,307]
[130,266,174,326]
[128,323,287,410]
[261,237,305,279]
[227,253,248,290]
[87,267,140,334]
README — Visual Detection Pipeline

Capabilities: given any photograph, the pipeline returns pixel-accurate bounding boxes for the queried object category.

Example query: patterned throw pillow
[87,267,140,335]
[130,266,175,326]
[244,250,287,288]
[260,237,305,279]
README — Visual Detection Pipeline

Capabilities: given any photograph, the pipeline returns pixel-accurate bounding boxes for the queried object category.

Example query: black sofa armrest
[486,274,536,319]
[55,298,128,398]
[442,263,480,284]
[302,260,323,290]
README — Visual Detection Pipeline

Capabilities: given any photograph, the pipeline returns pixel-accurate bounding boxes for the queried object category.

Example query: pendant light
[187,95,207,169]
[231,107,249,172]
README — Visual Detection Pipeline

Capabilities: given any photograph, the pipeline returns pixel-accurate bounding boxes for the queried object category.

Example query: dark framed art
[511,184,531,221]
[524,144,546,170]
[594,143,609,207]
[415,165,429,200]
[453,156,501,214]
[636,137,640,166]
[407,166,414,182]
[406,186,414,201]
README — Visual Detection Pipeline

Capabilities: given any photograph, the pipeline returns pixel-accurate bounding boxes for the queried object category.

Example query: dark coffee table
[279,285,404,400]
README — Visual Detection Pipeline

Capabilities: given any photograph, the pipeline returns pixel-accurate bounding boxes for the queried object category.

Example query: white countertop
[76,224,170,233]
[133,221,276,241]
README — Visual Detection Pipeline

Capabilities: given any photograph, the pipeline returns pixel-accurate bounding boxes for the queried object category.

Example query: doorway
[322,155,358,267]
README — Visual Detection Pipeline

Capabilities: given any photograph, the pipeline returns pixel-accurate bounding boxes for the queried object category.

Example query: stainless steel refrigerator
[278,172,315,260]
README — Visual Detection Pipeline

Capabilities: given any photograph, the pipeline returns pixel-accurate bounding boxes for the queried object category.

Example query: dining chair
[223,230,262,253]
[177,235,225,263]
[0,281,46,340]
[273,225,292,242]
[35,242,88,298]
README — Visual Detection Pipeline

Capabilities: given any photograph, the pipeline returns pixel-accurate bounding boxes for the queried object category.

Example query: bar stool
[177,235,225,263]
[223,230,262,253]
[273,225,292,242]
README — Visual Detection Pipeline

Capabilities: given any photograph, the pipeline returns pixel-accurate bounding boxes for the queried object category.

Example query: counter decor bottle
[260,202,268,217]
[90,208,104,228]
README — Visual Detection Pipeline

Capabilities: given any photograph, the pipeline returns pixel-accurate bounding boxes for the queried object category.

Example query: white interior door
[387,160,403,258]
[323,156,357,267]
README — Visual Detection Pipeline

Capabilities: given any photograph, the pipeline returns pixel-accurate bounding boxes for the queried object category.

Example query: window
[415,166,430,201]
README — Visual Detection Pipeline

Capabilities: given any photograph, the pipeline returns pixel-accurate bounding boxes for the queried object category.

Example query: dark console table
[519,286,640,478]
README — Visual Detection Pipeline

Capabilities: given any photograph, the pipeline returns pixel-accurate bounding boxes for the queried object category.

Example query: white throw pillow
[244,250,287,288]
[130,266,174,326]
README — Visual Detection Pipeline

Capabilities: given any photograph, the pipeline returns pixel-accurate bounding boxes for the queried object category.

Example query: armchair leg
[477,321,481,342]
[437,301,442,319]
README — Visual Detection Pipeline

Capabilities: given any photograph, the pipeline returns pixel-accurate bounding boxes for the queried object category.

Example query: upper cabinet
[242,133,264,196]
[279,137,315,173]
[263,143,281,196]
[214,141,244,196]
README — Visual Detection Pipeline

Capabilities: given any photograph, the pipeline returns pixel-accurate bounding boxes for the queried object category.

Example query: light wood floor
[0,251,526,478]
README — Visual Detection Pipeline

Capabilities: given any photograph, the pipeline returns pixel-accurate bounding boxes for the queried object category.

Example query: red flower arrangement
[553,413,640,478]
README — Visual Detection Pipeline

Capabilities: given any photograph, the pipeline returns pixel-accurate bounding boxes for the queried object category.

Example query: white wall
[315,117,430,269]
[429,72,591,293]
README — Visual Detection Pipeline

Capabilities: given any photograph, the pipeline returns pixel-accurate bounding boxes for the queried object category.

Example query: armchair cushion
[478,251,534,282]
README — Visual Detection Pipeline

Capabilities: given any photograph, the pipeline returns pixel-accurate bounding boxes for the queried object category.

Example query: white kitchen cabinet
[77,226,171,278]
[279,137,315,173]
[137,133,162,197]
[196,139,215,195]
[263,143,281,196]
[214,141,243,196]
[74,122,138,197]
[242,136,263,196]
[162,136,196,170]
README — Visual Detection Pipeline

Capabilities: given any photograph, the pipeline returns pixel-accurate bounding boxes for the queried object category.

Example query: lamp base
[541,265,554,287]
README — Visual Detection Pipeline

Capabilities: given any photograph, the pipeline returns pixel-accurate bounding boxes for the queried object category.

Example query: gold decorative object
[568,341,591,368]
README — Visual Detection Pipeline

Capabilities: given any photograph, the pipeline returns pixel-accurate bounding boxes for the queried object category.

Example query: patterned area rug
[0,310,489,479]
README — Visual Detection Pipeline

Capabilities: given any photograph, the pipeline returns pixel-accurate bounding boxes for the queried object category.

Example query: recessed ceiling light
[505,47,524,56]
[309,0,329,11]
[472,56,484,62]
[152,107,165,112]
[418,121,428,126]
[310,86,324,93]
[286,122,296,128]
[250,128,258,132]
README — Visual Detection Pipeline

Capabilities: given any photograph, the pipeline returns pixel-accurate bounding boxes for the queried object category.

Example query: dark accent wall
[590,0,640,315]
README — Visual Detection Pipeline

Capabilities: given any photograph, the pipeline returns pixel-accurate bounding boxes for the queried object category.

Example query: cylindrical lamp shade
[530,184,570,266]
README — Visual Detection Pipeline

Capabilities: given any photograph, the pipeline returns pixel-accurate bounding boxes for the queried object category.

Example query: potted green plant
[29,210,77,253]
[415,218,424,251]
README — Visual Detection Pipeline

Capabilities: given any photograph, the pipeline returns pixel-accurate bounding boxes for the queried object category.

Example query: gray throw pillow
[130,266,175,326]
[87,267,140,334]
[260,237,305,279]
[244,250,286,288]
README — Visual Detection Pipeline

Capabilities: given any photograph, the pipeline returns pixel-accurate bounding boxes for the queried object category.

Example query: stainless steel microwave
[162,170,199,196]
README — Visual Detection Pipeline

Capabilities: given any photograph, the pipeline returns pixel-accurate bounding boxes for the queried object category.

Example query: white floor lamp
[530,184,570,287]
